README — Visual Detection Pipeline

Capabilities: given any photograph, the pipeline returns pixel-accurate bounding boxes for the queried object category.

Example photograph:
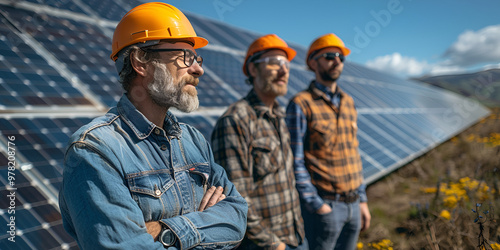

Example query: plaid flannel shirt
[211,89,305,249]
[286,81,366,213]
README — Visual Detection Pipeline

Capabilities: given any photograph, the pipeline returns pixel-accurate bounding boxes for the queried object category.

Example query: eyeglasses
[142,48,203,67]
[253,56,290,70]
[314,52,345,63]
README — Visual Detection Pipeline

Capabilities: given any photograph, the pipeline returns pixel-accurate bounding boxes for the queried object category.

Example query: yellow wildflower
[466,134,475,142]
[439,209,451,220]
[491,242,500,250]
[357,242,364,249]
[368,239,393,250]
[443,195,458,208]
[421,187,437,193]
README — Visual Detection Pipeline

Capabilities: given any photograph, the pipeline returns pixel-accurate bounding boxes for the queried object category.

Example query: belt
[319,191,359,203]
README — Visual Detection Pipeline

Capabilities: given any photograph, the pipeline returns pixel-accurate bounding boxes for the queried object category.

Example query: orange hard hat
[306,33,350,70]
[242,34,296,76]
[110,2,208,61]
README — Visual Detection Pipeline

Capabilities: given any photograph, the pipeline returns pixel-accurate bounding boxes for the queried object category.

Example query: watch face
[161,229,176,247]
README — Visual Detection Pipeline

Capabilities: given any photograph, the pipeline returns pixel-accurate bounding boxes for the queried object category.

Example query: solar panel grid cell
[358,116,412,160]
[198,48,250,99]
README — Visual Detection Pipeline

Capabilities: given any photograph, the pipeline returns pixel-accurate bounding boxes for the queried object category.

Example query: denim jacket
[59,95,247,249]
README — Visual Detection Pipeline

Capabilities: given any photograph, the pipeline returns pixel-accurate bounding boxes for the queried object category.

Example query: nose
[333,56,342,65]
[188,60,204,77]
[278,63,289,74]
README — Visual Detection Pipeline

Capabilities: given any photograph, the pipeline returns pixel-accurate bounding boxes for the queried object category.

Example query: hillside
[361,108,499,249]
[360,68,500,250]
[413,68,500,107]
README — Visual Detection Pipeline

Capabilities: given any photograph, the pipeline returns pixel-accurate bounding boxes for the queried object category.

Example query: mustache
[273,77,288,83]
[181,77,199,87]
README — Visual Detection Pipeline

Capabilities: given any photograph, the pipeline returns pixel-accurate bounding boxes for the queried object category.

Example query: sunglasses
[142,48,203,67]
[314,52,345,63]
[253,56,290,70]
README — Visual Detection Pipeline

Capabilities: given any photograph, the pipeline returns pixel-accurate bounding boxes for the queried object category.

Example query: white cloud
[443,24,500,67]
[364,24,500,78]
[365,52,431,77]
[481,63,500,71]
[427,65,465,76]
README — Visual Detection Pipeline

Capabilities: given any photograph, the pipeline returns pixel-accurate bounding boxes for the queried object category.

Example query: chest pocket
[187,162,211,210]
[250,137,282,179]
[127,170,178,222]
[309,121,337,149]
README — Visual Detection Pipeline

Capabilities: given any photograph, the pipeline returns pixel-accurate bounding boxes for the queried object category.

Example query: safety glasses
[253,56,290,70]
[314,52,345,63]
[142,48,203,67]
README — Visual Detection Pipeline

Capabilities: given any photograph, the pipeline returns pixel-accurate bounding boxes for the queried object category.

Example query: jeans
[302,199,361,250]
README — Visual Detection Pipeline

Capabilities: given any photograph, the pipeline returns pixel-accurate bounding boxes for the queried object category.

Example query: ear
[309,59,318,72]
[130,50,148,77]
[248,62,258,78]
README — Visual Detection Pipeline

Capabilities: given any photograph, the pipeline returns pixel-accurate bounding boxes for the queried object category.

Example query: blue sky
[163,0,500,78]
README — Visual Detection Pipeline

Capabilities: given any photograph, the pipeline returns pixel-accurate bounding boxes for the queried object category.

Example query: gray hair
[118,46,160,92]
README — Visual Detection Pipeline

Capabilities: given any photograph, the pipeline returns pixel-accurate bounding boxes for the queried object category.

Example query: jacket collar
[117,95,182,140]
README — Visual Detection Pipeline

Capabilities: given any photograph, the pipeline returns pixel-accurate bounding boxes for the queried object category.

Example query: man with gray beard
[58,3,247,249]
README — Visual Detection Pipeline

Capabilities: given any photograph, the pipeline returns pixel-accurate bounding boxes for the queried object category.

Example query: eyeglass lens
[184,49,203,67]
[254,57,290,70]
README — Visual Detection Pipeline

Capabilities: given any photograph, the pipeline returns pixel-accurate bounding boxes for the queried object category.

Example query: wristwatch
[159,227,176,247]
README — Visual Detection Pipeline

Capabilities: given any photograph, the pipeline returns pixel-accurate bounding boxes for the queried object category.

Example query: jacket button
[160,144,167,151]
[155,189,161,196]
[155,128,161,135]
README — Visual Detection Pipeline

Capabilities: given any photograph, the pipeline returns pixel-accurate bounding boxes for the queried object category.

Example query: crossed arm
[60,143,247,249]
[146,186,227,239]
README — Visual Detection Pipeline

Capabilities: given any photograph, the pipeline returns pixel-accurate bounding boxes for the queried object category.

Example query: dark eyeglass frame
[142,48,203,67]
[314,52,345,63]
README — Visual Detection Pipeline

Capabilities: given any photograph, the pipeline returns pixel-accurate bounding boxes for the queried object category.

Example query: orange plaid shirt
[287,82,364,209]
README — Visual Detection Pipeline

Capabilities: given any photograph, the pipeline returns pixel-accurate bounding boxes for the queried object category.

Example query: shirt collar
[311,81,342,100]
[314,81,338,96]
[245,88,285,118]
[116,95,181,140]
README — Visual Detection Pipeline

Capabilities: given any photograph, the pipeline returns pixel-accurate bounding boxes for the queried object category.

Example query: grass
[359,108,500,249]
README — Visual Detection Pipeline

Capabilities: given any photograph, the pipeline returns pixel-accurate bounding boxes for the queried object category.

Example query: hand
[145,221,162,241]
[316,203,332,215]
[360,202,371,231]
[198,186,226,211]
[276,242,287,250]
[145,186,226,240]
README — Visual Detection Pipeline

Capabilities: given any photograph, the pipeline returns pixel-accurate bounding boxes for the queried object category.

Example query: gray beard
[148,61,199,113]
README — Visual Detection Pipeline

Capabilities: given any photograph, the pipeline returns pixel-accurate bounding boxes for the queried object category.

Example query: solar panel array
[0,0,490,249]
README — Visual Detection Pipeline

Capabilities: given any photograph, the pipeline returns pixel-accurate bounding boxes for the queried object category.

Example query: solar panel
[0,29,92,108]
[0,116,94,249]
[0,0,491,249]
